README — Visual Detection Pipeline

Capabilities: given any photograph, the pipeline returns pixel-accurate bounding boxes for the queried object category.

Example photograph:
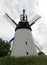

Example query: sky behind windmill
[0,0,47,54]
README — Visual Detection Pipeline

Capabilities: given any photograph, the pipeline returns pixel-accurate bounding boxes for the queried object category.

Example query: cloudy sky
[0,0,47,54]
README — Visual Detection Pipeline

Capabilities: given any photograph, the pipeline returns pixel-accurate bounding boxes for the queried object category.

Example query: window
[26,52,28,55]
[26,41,27,45]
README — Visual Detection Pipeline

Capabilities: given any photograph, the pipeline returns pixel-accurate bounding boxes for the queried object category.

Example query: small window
[26,52,28,55]
[26,41,27,45]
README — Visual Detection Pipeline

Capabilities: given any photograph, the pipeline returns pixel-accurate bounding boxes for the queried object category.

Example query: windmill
[4,9,41,57]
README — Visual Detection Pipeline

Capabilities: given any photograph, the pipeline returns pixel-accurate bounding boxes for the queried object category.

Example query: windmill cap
[20,9,28,21]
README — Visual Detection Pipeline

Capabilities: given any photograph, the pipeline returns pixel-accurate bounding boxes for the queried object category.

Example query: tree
[0,38,11,57]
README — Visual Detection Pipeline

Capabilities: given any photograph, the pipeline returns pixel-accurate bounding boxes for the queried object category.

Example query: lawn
[0,55,47,65]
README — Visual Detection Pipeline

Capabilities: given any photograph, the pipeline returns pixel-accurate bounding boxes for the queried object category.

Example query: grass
[0,55,47,65]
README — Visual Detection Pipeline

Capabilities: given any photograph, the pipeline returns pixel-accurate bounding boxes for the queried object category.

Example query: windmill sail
[4,13,17,28]
[34,39,47,55]
[9,37,14,43]
[30,15,41,26]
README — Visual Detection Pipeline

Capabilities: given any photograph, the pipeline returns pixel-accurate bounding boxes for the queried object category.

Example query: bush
[0,38,11,57]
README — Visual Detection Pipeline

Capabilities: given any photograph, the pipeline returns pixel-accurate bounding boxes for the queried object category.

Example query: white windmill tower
[4,9,41,57]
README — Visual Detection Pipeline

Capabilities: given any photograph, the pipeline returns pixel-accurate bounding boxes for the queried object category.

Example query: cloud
[3,0,37,19]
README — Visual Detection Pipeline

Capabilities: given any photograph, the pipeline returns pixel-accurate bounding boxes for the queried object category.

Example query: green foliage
[0,55,47,65]
[0,38,11,57]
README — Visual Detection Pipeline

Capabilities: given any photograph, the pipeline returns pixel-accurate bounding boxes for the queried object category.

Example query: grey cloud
[37,23,47,34]
[43,43,47,48]
[3,0,36,20]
